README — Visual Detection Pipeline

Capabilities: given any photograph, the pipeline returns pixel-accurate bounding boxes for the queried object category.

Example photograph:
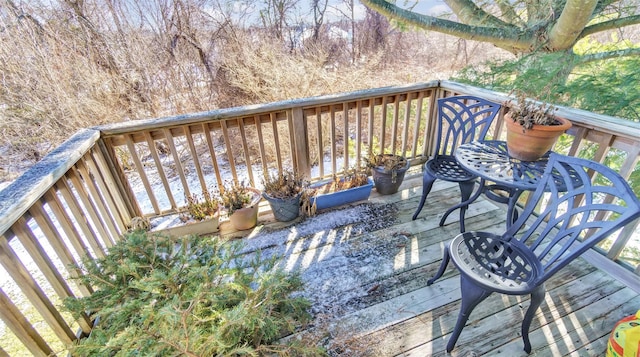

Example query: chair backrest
[434,96,501,157]
[503,153,640,283]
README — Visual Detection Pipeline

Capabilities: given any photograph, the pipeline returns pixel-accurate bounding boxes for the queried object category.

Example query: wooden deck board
[224,172,638,356]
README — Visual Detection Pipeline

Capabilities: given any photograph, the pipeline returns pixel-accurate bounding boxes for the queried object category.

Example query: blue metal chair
[412,96,501,232]
[427,153,640,353]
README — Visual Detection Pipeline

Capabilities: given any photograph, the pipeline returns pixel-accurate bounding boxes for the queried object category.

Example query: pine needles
[64,232,324,356]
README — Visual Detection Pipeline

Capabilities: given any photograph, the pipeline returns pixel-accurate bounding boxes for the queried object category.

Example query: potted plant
[262,169,308,222]
[505,90,572,161]
[221,181,262,230]
[149,190,220,237]
[364,153,410,195]
[308,166,373,212]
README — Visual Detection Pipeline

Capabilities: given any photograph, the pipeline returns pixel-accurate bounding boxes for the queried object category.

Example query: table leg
[506,189,524,227]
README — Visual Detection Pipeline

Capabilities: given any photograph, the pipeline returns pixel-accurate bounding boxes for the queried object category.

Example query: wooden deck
[220,172,640,357]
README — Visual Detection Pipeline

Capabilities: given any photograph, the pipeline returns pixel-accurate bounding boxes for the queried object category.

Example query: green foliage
[561,57,640,121]
[454,52,572,100]
[454,49,640,193]
[453,52,640,121]
[64,232,322,356]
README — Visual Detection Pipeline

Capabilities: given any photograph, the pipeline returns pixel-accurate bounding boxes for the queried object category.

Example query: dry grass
[0,3,508,185]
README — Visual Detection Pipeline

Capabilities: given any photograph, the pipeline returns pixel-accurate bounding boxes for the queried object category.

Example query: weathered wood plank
[143,132,177,210]
[0,129,100,238]
[125,134,160,215]
[0,287,53,357]
[0,232,75,345]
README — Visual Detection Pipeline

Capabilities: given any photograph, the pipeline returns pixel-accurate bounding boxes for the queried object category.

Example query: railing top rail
[0,129,101,237]
[96,81,440,136]
[440,80,640,140]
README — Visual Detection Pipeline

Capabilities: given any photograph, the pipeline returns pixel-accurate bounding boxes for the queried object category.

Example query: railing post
[290,107,311,177]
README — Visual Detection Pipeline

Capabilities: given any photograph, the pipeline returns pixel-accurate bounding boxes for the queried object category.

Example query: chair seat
[449,231,543,295]
[426,155,476,182]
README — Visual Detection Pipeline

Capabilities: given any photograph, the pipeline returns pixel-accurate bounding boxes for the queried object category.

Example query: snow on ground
[236,202,404,318]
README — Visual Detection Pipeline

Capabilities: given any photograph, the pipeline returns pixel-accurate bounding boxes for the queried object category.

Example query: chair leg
[457,180,476,232]
[439,179,483,232]
[521,284,546,353]
[427,245,450,286]
[412,172,436,220]
[447,274,491,352]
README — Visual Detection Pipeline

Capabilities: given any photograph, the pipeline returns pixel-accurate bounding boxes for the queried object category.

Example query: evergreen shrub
[64,231,322,356]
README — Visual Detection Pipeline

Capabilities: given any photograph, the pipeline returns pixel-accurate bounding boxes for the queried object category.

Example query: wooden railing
[0,80,639,355]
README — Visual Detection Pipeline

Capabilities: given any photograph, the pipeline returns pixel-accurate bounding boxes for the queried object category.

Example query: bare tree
[310,0,328,41]
[360,0,640,61]
[260,0,297,40]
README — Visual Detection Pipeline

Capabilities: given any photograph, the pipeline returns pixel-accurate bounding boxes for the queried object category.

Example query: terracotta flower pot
[505,113,572,161]
[228,187,262,230]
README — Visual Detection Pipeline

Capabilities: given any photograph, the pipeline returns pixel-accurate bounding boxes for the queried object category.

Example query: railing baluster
[81,155,126,233]
[55,179,111,251]
[401,93,412,157]
[330,106,337,176]
[316,107,324,177]
[255,116,269,177]
[269,113,283,173]
[411,92,425,158]
[32,193,96,296]
[343,102,349,170]
[19,209,93,332]
[220,120,238,186]
[391,95,400,153]
[75,160,121,239]
[380,96,388,152]
[0,286,54,357]
[184,126,208,195]
[368,99,375,157]
[143,132,177,210]
[125,135,161,215]
[355,101,362,166]
[67,169,115,247]
[88,149,131,226]
[238,118,255,187]
[202,123,224,190]
[0,227,76,345]
[163,129,192,200]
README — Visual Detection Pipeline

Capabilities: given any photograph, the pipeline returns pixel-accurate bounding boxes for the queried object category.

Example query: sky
[325,0,448,22]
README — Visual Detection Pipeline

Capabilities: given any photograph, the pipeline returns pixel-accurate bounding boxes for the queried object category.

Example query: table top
[455,140,550,191]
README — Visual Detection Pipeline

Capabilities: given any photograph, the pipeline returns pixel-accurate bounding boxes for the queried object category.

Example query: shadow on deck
[216,172,640,356]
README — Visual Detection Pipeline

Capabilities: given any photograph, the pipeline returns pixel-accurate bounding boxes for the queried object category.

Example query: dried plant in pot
[150,190,220,237]
[262,169,309,222]
[221,181,262,230]
[307,166,373,212]
[505,90,572,161]
[364,153,410,195]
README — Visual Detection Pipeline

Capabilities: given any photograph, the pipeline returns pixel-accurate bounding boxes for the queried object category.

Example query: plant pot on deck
[505,113,572,161]
[370,155,410,195]
[310,178,373,211]
[263,192,302,222]
[227,187,262,230]
[151,213,220,237]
